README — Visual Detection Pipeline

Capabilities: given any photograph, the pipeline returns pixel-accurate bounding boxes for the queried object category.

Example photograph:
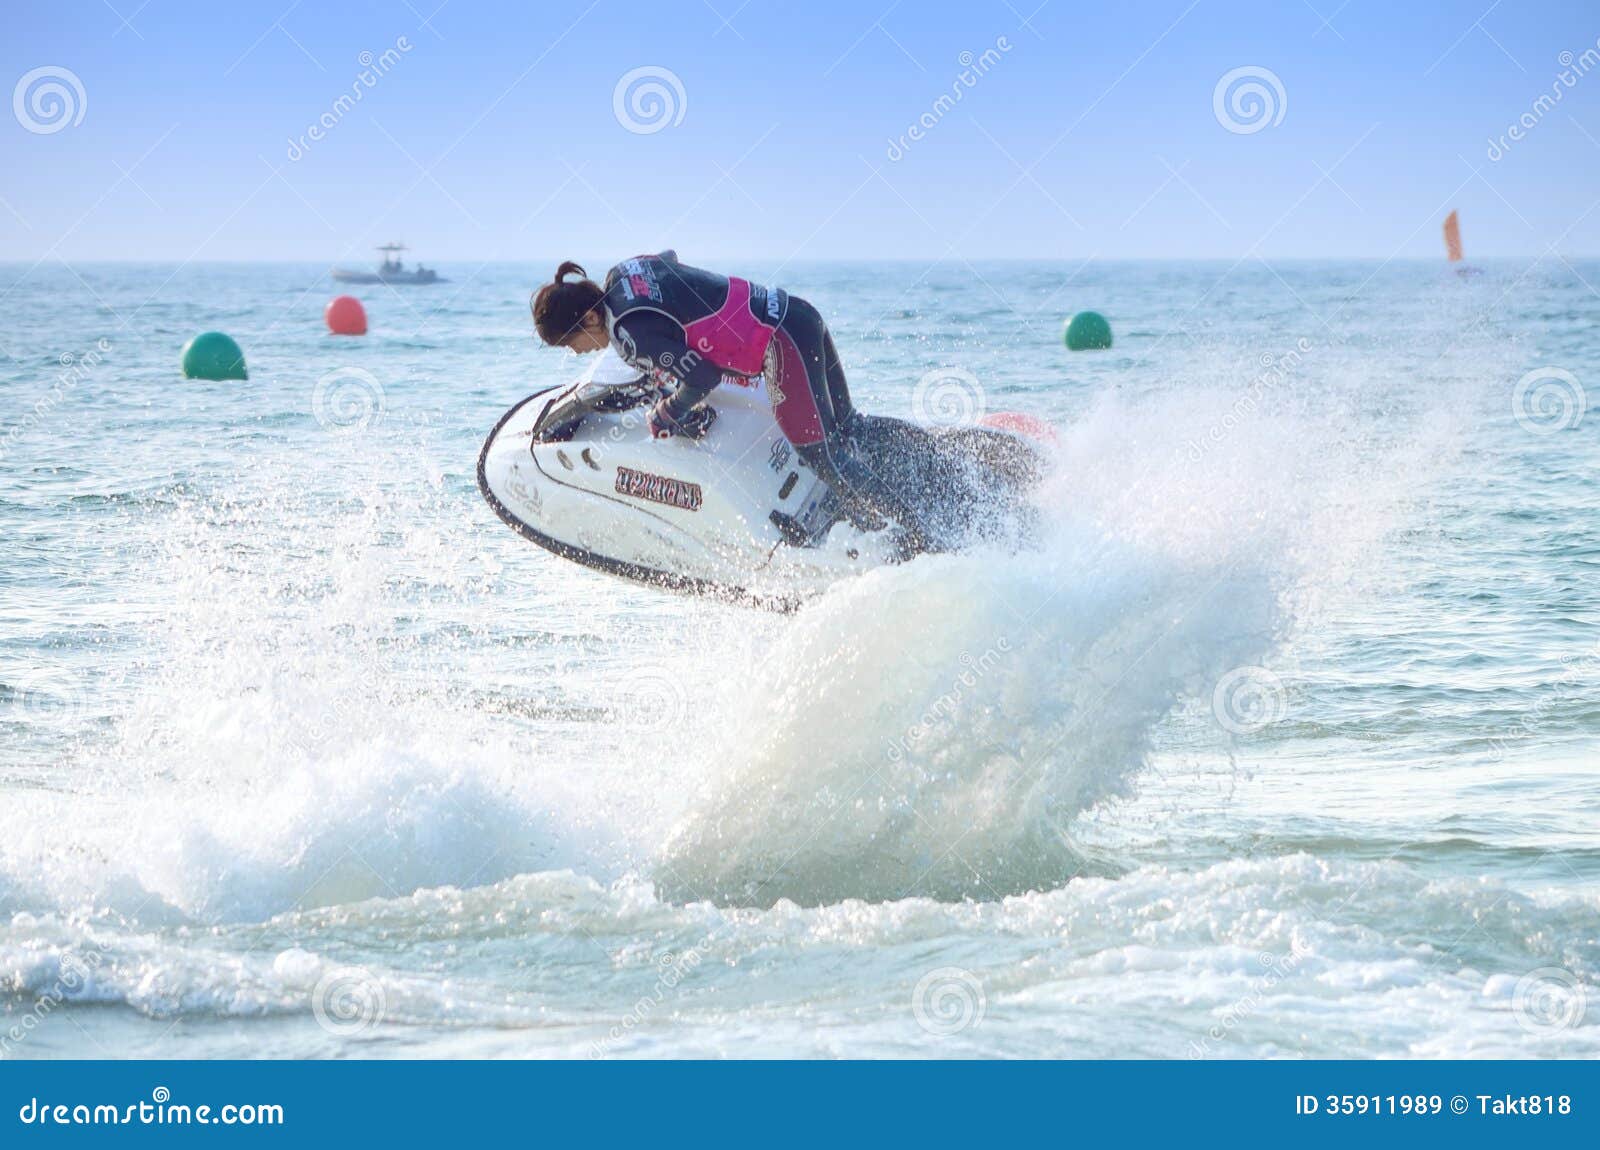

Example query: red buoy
[325,295,368,336]
[981,410,1058,446]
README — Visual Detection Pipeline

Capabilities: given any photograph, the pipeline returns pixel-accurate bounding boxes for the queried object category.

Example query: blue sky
[5,0,1600,261]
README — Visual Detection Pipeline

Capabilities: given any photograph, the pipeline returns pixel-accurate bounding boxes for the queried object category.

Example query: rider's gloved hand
[647,399,717,441]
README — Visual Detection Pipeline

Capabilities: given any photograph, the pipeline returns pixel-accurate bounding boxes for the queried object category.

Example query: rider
[531,252,929,550]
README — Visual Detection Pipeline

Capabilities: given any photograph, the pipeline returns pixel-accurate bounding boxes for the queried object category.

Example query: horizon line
[1,255,1589,266]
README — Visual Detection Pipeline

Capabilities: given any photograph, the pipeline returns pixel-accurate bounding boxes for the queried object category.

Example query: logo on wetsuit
[618,257,663,303]
[748,283,786,326]
[614,465,702,511]
[612,320,639,365]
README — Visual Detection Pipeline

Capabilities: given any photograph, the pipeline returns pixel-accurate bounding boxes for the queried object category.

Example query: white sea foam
[656,381,1411,904]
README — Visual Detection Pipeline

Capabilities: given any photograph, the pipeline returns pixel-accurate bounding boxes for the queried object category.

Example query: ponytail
[532,261,605,346]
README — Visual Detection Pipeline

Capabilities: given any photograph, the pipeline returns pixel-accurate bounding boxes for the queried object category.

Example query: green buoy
[1064,311,1113,351]
[181,331,248,380]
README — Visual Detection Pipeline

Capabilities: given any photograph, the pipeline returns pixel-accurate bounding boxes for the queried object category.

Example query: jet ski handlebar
[532,377,660,443]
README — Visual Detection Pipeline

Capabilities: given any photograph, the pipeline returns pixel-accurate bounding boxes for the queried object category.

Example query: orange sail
[1443,210,1463,263]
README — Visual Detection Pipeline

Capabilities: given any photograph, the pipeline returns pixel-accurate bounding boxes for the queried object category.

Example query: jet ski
[477,351,1052,610]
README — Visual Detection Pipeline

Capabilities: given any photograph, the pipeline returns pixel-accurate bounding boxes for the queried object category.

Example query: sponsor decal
[749,284,787,326]
[613,320,640,366]
[620,257,663,302]
[506,468,543,517]
[719,371,756,389]
[615,465,703,512]
[768,438,792,472]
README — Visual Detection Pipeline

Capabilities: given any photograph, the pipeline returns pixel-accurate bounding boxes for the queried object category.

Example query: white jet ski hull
[478,370,896,610]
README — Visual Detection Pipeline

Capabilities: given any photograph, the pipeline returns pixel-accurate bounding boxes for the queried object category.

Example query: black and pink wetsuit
[602,252,926,545]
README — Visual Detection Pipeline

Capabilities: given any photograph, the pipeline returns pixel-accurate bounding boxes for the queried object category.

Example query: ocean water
[1,258,1596,1059]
